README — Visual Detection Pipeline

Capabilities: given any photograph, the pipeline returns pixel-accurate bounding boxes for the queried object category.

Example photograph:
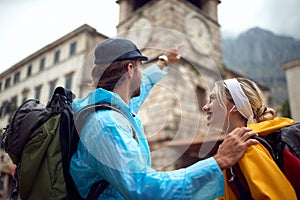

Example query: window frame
[54,50,60,64]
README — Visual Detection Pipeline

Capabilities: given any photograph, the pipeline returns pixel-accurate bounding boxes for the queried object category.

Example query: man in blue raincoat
[70,38,258,200]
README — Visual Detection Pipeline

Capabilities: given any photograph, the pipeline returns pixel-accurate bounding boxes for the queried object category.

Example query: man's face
[131,59,142,98]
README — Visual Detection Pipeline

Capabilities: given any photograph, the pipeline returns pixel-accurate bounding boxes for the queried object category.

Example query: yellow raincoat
[219,117,297,200]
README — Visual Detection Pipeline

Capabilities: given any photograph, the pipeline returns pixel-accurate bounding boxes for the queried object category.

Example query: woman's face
[202,87,233,133]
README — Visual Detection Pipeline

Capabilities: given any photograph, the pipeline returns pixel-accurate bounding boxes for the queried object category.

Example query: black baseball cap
[94,38,148,64]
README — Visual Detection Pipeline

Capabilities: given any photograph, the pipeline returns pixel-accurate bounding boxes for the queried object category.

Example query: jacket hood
[248,117,294,136]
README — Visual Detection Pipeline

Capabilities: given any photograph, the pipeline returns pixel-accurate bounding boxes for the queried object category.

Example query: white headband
[224,78,256,124]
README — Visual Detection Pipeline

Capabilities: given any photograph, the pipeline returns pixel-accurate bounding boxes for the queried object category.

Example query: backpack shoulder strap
[252,135,276,160]
[74,103,138,199]
[76,103,138,142]
[86,179,109,200]
[227,165,252,200]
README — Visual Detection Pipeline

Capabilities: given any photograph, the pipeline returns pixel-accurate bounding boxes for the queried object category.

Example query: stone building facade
[0,25,108,134]
[281,58,300,121]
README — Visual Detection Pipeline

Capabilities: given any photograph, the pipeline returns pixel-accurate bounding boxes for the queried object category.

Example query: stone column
[202,0,220,22]
[118,0,135,23]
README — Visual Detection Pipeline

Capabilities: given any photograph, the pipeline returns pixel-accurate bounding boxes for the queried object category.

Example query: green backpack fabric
[1,87,112,200]
[19,114,67,199]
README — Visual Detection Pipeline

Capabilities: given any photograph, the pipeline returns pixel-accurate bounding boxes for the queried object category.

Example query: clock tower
[116,0,224,170]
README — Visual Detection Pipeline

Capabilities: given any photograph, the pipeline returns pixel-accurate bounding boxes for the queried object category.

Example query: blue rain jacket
[70,65,224,200]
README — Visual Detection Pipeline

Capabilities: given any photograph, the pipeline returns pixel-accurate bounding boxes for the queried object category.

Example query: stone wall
[282,58,300,121]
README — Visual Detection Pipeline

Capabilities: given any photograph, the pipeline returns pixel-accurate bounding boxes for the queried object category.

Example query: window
[49,80,56,99]
[0,105,2,117]
[70,41,77,56]
[0,82,2,92]
[5,77,11,89]
[10,96,18,113]
[14,71,21,84]
[196,86,206,111]
[54,50,60,64]
[22,97,27,103]
[35,85,42,100]
[27,64,32,77]
[40,57,45,71]
[65,73,73,90]
[2,101,10,115]
[22,88,30,102]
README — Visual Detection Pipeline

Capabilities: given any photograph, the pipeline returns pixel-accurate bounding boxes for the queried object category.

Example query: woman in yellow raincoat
[202,77,297,200]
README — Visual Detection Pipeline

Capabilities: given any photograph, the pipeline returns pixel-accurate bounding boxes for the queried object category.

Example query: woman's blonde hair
[214,77,275,122]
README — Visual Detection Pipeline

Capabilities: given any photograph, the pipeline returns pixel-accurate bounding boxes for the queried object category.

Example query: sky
[0,0,299,74]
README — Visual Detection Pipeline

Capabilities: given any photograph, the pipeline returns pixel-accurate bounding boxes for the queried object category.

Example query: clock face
[127,17,152,49]
[185,15,213,55]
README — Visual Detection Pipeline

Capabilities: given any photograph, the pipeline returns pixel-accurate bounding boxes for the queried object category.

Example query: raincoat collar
[248,117,294,136]
[72,88,131,116]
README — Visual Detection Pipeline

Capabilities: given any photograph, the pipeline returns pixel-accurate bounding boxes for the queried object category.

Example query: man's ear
[127,62,134,78]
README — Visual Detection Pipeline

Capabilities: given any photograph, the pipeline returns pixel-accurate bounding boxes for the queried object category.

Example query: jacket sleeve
[73,111,224,200]
[129,64,167,114]
[239,144,297,200]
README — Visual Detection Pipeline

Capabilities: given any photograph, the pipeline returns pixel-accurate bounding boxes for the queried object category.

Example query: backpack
[228,123,300,199]
[1,87,125,200]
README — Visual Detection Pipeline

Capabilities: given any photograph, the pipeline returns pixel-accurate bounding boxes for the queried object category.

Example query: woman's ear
[228,105,238,113]
[231,106,239,113]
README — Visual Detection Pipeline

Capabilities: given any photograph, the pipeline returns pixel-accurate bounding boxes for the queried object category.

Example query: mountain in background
[222,27,300,105]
